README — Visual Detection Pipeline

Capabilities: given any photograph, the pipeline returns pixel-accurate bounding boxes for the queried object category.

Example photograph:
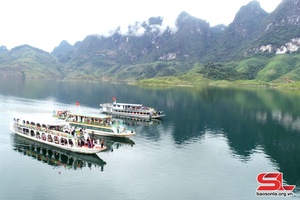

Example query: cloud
[0,0,282,52]
[100,17,175,38]
[126,22,146,37]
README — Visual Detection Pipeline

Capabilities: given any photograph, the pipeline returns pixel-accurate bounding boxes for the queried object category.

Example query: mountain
[0,45,62,79]
[209,0,268,61]
[0,0,300,83]
[0,46,8,54]
[51,40,74,63]
[247,0,300,55]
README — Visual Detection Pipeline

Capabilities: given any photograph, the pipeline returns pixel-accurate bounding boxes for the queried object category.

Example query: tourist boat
[12,134,107,171]
[11,114,107,154]
[99,98,165,119]
[62,112,136,138]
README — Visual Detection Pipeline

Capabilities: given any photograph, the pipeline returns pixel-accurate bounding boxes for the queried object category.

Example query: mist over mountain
[1,0,300,83]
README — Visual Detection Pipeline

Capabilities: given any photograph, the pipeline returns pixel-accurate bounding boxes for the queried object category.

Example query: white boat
[63,112,136,138]
[11,114,106,154]
[100,98,165,119]
[12,134,107,170]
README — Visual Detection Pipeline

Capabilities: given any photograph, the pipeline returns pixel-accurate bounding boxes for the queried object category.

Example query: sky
[0,0,282,53]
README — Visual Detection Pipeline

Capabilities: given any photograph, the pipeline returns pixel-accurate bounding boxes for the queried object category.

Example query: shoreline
[135,78,300,90]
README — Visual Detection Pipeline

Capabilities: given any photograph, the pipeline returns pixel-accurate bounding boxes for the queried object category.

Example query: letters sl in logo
[257,172,295,191]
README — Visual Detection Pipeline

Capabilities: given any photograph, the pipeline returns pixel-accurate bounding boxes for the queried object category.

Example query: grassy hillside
[137,54,300,88]
[278,67,300,82]
[235,57,268,73]
[256,54,300,82]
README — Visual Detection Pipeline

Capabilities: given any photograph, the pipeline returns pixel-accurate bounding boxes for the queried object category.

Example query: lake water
[0,79,300,200]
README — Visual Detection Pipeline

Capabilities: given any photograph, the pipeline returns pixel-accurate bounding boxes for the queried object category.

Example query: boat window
[35,131,40,138]
[42,133,46,141]
[48,135,53,142]
[30,130,35,137]
[54,136,59,144]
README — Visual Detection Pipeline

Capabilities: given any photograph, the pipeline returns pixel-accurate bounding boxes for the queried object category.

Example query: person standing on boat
[100,139,105,148]
[90,137,94,148]
[80,139,84,147]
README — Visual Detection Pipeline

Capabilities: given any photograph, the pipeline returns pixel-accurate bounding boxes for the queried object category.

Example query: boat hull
[11,124,105,154]
[100,102,165,120]
[12,134,107,168]
[85,128,135,138]
[100,109,165,119]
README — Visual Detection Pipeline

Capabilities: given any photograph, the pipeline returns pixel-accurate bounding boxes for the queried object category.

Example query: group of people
[36,123,105,149]
[76,135,105,149]
[54,110,70,119]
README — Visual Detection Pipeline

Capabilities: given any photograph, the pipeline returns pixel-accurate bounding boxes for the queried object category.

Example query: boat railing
[121,107,154,112]
[15,124,103,149]
[69,119,113,127]
[15,121,76,138]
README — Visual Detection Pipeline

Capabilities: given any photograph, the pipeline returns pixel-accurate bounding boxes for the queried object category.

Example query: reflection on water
[271,110,300,132]
[163,86,300,190]
[93,135,135,152]
[11,134,106,171]
[254,110,300,132]
[1,80,300,198]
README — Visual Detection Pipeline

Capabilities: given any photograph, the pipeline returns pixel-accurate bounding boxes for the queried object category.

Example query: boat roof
[67,112,111,119]
[112,102,143,107]
[14,113,67,126]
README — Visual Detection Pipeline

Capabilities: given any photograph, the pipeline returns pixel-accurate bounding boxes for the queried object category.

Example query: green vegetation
[256,54,300,82]
[2,45,300,89]
[136,54,300,89]
[1,0,300,89]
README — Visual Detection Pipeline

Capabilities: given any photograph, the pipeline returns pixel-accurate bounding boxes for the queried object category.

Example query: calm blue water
[0,79,300,200]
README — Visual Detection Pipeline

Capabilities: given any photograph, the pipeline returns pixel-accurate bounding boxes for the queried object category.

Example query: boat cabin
[65,112,112,126]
